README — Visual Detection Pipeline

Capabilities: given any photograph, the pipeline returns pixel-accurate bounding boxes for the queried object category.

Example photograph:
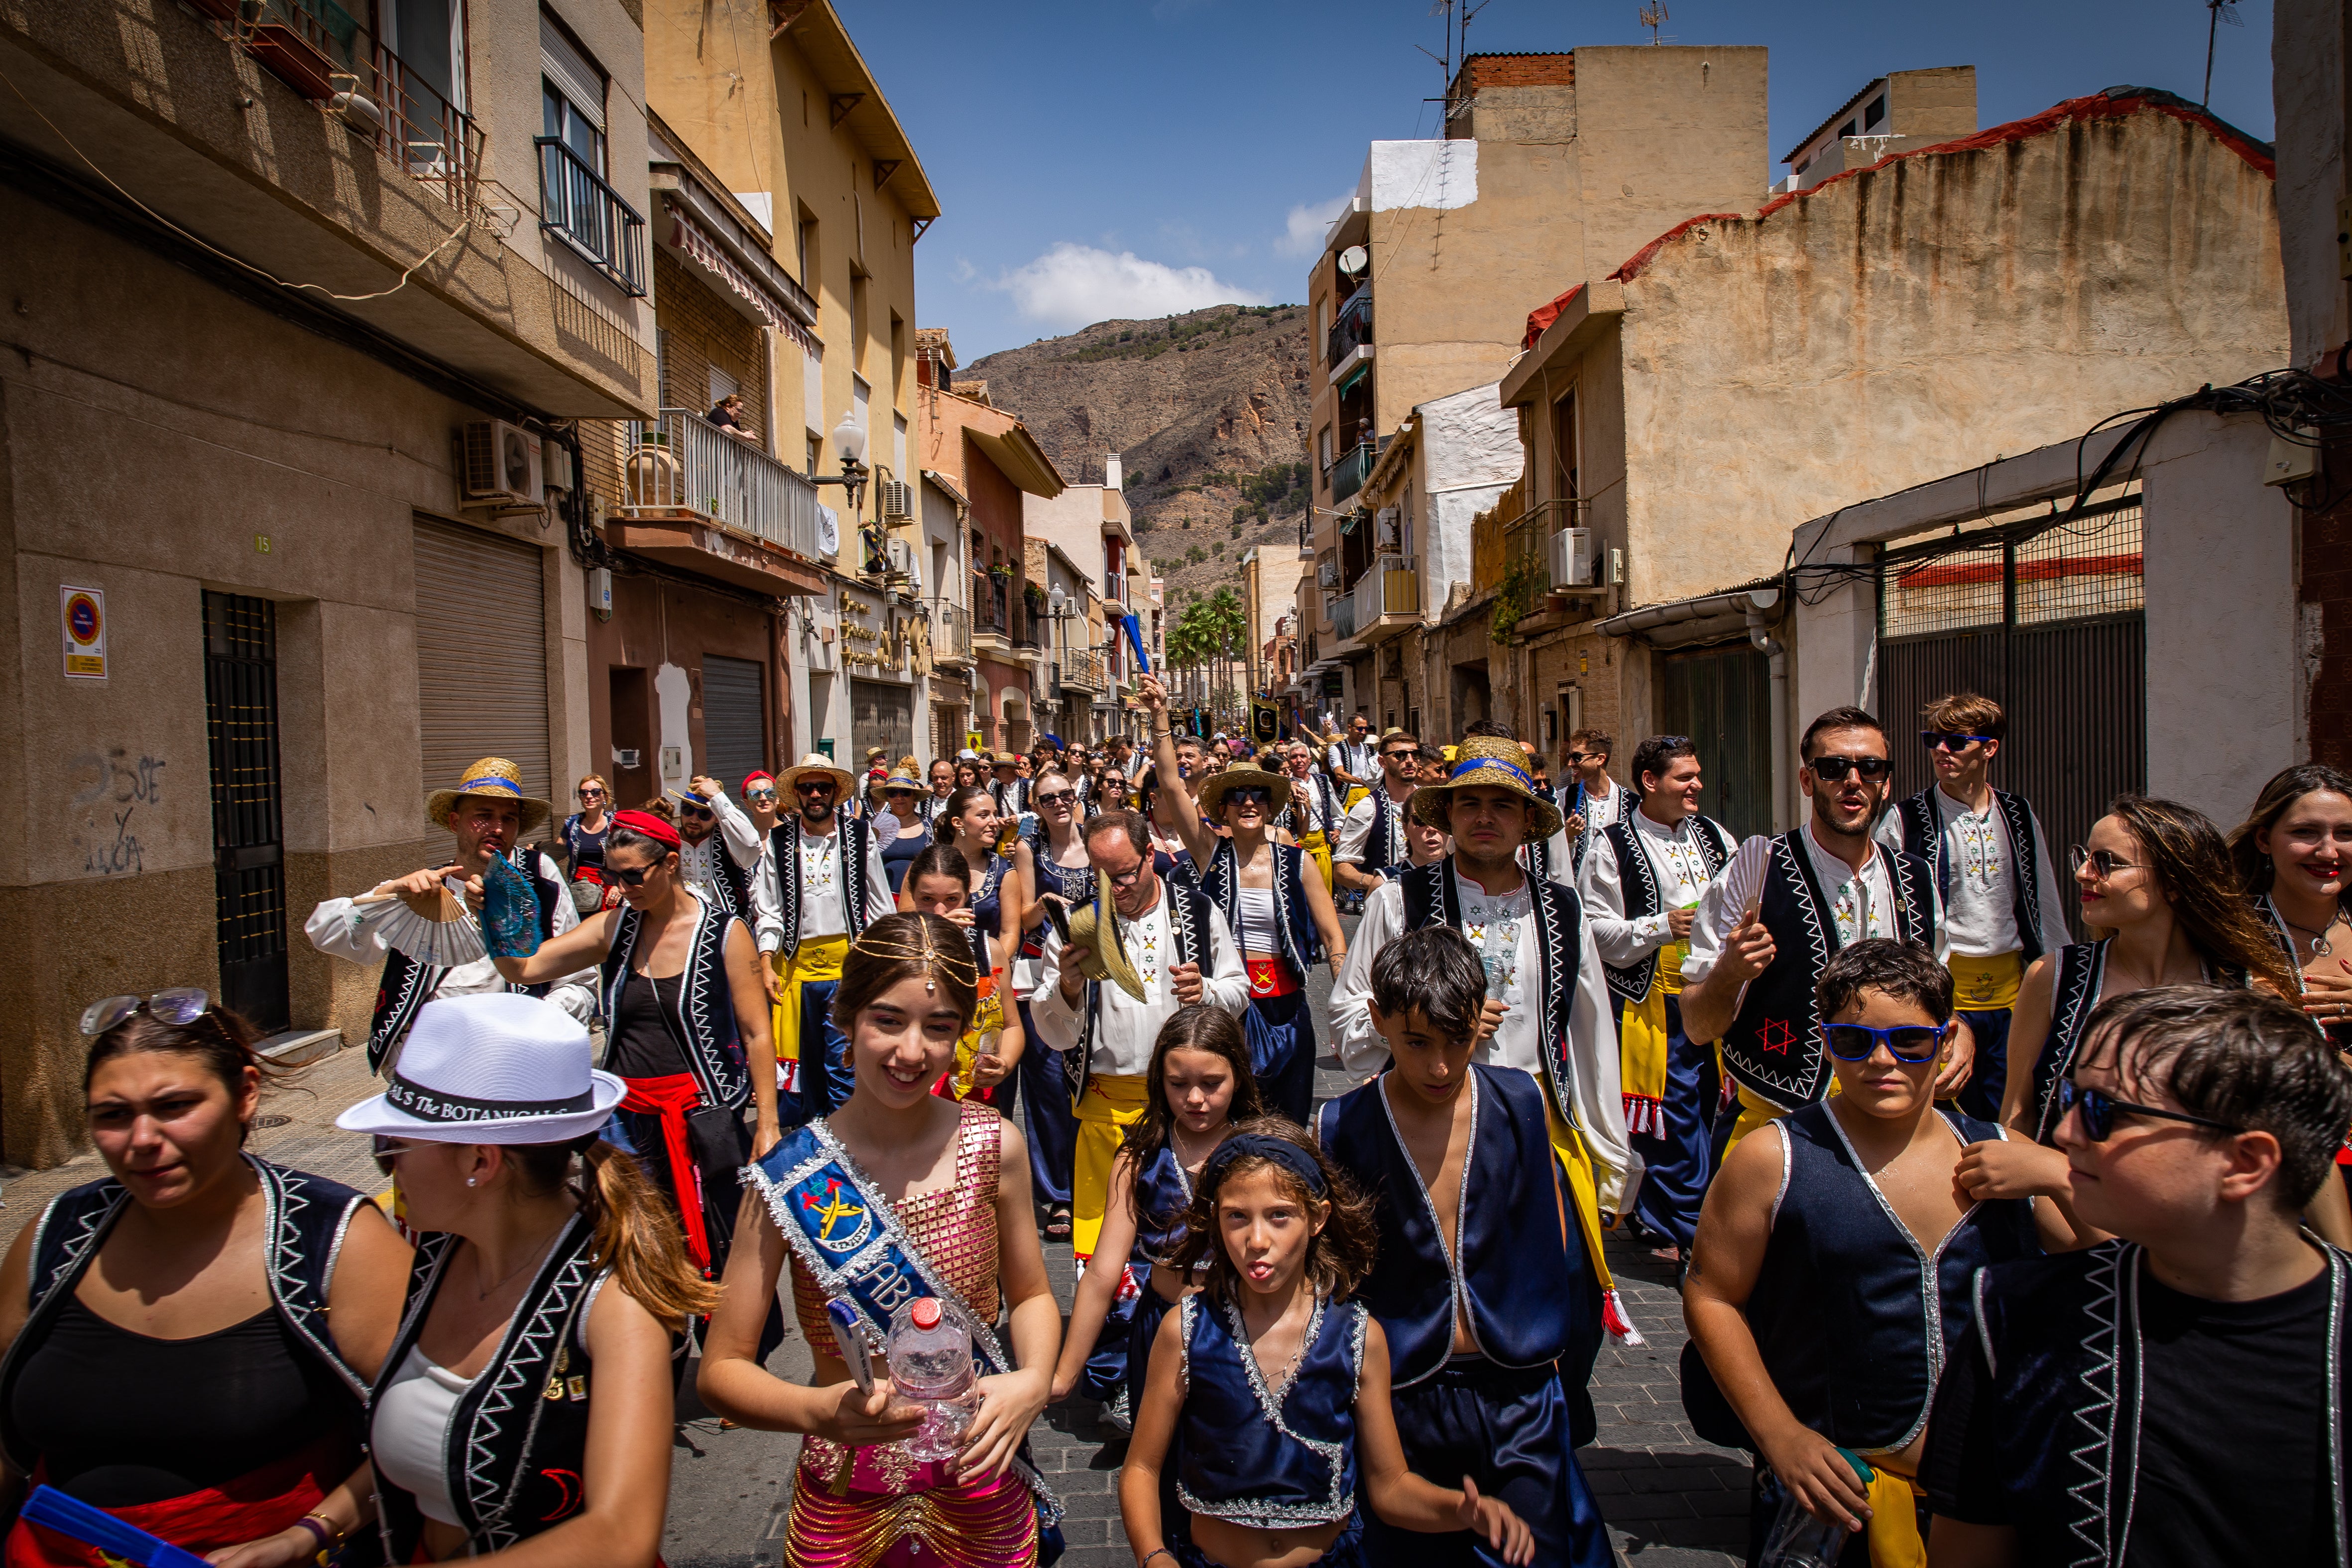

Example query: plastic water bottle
[886,1298,977,1460]
[1756,1449,1874,1568]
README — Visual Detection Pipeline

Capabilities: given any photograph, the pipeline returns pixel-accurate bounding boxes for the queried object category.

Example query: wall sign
[61,586,106,680]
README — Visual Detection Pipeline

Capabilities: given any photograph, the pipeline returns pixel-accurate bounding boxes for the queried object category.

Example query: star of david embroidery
[1757,1017,1798,1055]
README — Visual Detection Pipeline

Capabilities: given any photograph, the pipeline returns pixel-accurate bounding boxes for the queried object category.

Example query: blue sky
[836,0,2277,362]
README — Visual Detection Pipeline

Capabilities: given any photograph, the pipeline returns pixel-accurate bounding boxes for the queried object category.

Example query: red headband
[742,771,775,793]
[610,809,681,849]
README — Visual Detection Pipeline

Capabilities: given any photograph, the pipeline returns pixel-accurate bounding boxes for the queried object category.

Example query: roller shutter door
[702,654,768,787]
[851,679,913,766]
[413,518,552,817]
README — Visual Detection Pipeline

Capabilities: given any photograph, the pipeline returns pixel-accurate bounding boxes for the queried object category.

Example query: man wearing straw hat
[754,753,895,1124]
[305,757,596,1073]
[1331,734,1643,1400]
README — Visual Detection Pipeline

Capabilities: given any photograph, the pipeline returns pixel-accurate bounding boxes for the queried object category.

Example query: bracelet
[1142,1552,1177,1568]
[291,1517,337,1559]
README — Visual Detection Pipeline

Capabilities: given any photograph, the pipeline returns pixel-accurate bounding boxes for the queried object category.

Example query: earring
[466,1177,477,1188]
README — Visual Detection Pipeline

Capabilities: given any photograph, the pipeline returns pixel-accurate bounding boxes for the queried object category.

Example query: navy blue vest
[1959,1241,2352,1565]
[766,809,877,958]
[1743,1103,2039,1452]
[0,1157,372,1473]
[1894,787,2052,965]
[1356,785,1401,872]
[1599,815,1735,1006]
[1201,839,1322,981]
[1723,834,1934,1109]
[2028,939,2109,1143]
[1316,1065,1577,1385]
[1176,1292,1367,1529]
[1130,1143,1195,1266]
[370,847,564,1070]
[599,897,751,1109]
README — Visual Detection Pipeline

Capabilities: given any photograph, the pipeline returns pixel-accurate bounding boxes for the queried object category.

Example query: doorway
[609,667,653,807]
[204,592,289,1033]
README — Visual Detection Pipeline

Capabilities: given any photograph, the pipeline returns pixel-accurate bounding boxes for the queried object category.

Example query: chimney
[1104,453,1123,490]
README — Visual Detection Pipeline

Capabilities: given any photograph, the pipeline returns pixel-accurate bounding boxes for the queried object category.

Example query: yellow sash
[772,934,850,1073]
[1863,1466,1926,1568]
[1298,828,1333,892]
[1619,947,1687,1136]
[1947,950,2024,1012]
[946,977,1007,1100]
[1544,1097,1644,1344]
[1073,1073,1152,1263]
[1342,786,1370,812]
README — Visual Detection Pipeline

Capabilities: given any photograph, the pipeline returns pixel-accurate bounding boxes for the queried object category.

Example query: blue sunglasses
[1820,1021,1949,1063]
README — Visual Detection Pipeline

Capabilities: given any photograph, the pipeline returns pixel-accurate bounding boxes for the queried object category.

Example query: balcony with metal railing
[614,411,823,593]
[1330,597,1358,643]
[537,137,648,296]
[1058,648,1108,693]
[931,600,974,666]
[1326,290,1372,369]
[1327,441,1376,505]
[1351,555,1421,643]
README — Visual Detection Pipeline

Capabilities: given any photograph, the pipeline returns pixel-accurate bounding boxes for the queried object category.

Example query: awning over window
[663,199,817,354]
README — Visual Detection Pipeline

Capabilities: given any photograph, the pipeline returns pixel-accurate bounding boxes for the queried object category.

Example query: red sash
[5,1434,351,1568]
[620,1072,711,1270]
[1245,956,1299,998]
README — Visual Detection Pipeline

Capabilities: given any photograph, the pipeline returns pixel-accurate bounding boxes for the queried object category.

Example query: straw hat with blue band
[426,756,552,834]
[1408,736,1564,844]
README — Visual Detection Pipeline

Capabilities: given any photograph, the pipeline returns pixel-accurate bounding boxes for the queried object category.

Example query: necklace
[473,1226,564,1301]
[2282,914,2338,957]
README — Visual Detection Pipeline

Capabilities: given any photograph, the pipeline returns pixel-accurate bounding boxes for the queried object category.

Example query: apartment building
[1776,66,1978,193]
[0,0,656,1161]
[1024,457,1144,744]
[1300,47,1768,719]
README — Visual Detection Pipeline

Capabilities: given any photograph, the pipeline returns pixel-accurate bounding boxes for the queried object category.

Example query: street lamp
[811,414,870,515]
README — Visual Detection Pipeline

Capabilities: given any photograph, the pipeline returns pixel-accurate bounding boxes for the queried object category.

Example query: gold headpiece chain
[847,930,980,994]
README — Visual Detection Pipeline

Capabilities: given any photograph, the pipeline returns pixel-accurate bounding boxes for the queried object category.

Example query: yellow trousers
[1948,950,2024,1012]
[1072,1073,1150,1263]
[773,933,848,1096]
[1342,786,1369,812]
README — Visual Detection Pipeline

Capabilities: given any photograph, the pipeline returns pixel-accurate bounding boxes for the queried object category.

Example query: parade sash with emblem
[742,1122,1064,1530]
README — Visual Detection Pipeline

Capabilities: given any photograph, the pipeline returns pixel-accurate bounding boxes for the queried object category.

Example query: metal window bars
[536,137,649,296]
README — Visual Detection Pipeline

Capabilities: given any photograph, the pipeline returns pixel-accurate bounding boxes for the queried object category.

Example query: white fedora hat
[337,992,622,1145]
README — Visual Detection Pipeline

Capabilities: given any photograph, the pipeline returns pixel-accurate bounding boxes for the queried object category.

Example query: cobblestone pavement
[11,920,1753,1568]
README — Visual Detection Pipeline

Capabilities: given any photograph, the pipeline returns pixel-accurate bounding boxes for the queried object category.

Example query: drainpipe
[1746,597,1789,831]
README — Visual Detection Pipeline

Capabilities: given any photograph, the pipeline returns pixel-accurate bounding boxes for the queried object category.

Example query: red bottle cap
[911,1298,941,1330]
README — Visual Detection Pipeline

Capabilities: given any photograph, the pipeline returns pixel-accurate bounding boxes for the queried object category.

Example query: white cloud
[991,243,1269,329]
[1274,194,1352,259]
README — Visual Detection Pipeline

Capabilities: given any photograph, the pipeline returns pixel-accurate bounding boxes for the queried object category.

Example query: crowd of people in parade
[7,681,2352,1568]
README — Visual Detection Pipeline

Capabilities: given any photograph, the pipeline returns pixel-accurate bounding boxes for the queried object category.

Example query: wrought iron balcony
[537,136,648,296]
[622,410,820,558]
[1327,441,1376,505]
[1059,648,1108,693]
[1331,598,1358,642]
[1326,290,1372,367]
[932,600,973,665]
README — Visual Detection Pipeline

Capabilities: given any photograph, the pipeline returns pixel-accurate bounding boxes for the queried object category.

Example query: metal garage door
[851,679,914,766]
[702,654,768,787]
[413,518,551,817]
[1658,642,1775,843]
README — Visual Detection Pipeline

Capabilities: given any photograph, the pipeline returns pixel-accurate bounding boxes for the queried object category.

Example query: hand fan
[350,873,486,967]
[22,1485,211,1568]
[478,848,545,959]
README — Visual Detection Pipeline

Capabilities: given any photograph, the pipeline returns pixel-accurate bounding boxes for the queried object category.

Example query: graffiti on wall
[68,747,165,876]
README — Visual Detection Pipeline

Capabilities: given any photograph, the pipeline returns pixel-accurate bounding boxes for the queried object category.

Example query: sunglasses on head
[1920,731,1993,752]
[80,988,211,1037]
[1808,754,1894,782]
[1821,1021,1947,1063]
[2069,845,2145,879]
[2058,1078,2243,1142]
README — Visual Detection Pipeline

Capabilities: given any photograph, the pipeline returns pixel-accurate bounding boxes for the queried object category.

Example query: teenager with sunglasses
[0,993,411,1568]
[1139,674,1343,1125]
[1684,941,2089,1566]
[739,771,782,838]
[1876,694,2072,1122]
[1958,795,2352,1240]
[485,809,782,1328]
[1925,986,2352,1567]
[1011,773,1094,1233]
[1682,708,1962,1155]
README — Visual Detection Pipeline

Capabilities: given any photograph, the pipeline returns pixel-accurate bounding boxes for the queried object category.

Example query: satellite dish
[1338,245,1369,278]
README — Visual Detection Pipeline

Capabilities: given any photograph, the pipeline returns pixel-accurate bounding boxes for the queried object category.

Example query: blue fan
[22,1485,210,1568]
[479,851,544,959]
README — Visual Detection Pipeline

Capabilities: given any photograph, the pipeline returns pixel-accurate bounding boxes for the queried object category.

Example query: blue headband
[1201,1133,1327,1198]
[1447,755,1538,791]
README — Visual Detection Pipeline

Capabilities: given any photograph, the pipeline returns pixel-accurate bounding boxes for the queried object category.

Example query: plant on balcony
[1024,582,1047,615]
[1489,552,1548,645]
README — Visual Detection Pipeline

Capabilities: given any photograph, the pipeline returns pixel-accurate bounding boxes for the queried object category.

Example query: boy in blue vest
[1681,939,2088,1566]
[1318,926,1613,1568]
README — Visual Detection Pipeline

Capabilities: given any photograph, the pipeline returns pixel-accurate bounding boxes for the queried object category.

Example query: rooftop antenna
[2202,0,2242,110]
[1639,1,1670,44]
[1416,0,1488,126]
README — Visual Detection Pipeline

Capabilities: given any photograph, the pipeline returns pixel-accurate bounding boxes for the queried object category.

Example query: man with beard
[1331,725,1425,899]
[306,756,594,1071]
[672,772,771,924]
[1680,706,1969,1153]
[754,753,896,1123]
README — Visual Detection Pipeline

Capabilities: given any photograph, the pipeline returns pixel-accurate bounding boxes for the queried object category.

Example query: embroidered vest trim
[1895,787,2049,965]
[1599,816,1733,1005]
[768,810,874,959]
[601,897,750,1109]
[1201,839,1321,980]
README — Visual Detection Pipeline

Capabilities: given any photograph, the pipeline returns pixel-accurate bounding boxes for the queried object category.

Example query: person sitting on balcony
[706,392,758,443]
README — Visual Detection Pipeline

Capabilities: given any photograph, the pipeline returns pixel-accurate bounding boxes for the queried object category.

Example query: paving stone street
[2,925,1749,1568]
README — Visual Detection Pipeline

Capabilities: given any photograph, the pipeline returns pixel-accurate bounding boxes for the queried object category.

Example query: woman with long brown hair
[1958,795,2352,1242]
[340,992,705,1566]
[0,998,410,1568]
[701,913,1063,1567]
[2230,762,2352,1037]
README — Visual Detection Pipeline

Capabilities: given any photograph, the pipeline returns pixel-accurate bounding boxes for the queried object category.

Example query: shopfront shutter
[851,678,914,765]
[702,654,768,787]
[413,518,552,818]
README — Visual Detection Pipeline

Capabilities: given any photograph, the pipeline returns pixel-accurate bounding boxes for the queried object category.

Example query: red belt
[620,1072,710,1271]
[1246,956,1299,998]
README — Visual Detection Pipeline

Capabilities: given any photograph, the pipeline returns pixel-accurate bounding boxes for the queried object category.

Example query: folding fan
[478,849,545,960]
[350,874,487,967]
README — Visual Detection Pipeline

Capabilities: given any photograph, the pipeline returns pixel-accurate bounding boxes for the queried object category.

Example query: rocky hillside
[962,304,1316,608]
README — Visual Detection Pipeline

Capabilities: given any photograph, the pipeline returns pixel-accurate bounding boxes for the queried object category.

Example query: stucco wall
[2274,1,2349,362]
[1618,99,2290,610]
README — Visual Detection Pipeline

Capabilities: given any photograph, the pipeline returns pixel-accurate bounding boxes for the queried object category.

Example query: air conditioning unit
[462,420,544,504]
[879,479,915,520]
[885,538,919,585]
[1547,526,1594,589]
[1316,560,1339,589]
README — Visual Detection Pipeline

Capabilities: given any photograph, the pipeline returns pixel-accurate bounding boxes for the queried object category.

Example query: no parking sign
[61,587,105,680]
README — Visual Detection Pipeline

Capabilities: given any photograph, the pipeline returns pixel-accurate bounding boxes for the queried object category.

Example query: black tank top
[607,969,688,1080]
[12,1297,344,1505]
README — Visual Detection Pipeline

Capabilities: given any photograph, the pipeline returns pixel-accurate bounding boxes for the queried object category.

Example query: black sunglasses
[1034,789,1074,805]
[1225,787,1273,807]
[1920,731,1993,752]
[797,780,837,796]
[2058,1078,2243,1142]
[608,861,659,887]
[1822,1021,1947,1063]
[676,803,714,821]
[1808,754,1894,782]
